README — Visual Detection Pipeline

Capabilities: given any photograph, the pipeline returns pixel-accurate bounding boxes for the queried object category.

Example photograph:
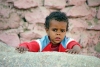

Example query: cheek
[62,32,66,37]
[46,31,52,36]
[48,32,55,38]
[64,32,66,35]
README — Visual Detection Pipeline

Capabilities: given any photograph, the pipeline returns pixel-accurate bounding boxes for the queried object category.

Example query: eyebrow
[52,28,66,30]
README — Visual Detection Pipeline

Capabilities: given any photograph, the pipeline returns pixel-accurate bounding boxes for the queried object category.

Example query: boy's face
[45,20,67,45]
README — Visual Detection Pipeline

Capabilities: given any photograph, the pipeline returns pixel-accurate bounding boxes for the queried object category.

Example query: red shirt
[19,36,81,52]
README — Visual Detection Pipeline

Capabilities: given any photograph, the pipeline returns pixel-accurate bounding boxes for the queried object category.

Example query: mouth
[55,37,61,41]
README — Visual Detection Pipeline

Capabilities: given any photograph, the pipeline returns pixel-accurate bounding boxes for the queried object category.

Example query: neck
[51,42,60,47]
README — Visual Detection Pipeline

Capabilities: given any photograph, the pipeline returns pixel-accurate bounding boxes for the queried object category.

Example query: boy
[16,11,81,54]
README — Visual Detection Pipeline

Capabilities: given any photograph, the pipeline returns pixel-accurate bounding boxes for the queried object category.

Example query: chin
[55,41,61,44]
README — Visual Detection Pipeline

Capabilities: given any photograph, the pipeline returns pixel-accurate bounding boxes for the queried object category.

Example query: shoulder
[34,35,50,51]
[61,37,75,44]
[61,37,76,48]
[36,35,50,43]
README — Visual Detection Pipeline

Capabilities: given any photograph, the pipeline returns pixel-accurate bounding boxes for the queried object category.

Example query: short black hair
[45,11,69,31]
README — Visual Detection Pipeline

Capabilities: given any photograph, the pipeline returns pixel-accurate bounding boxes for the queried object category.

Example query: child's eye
[52,29,57,32]
[61,29,65,32]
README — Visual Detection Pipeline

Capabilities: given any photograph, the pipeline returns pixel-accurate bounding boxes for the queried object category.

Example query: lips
[55,37,60,41]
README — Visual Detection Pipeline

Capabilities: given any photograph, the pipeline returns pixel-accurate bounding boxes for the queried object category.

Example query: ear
[45,28,49,34]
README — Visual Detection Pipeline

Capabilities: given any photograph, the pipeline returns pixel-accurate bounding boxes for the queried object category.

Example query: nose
[56,31,61,35]
[57,33,60,35]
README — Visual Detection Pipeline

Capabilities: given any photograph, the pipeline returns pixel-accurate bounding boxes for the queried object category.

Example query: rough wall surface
[0,0,100,58]
[1,52,100,67]
[0,42,100,67]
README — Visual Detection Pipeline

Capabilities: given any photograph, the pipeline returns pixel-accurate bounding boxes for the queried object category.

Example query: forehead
[49,20,67,28]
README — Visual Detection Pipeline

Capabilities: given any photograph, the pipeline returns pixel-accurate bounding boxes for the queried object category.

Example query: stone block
[14,0,38,9]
